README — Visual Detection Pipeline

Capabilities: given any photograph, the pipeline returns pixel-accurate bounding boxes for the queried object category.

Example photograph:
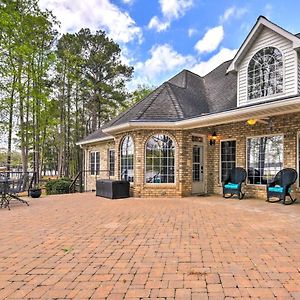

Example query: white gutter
[76,135,114,146]
[103,95,300,133]
[102,121,176,134]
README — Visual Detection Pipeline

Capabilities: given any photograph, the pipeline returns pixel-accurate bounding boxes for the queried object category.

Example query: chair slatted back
[229,167,247,184]
[274,168,297,187]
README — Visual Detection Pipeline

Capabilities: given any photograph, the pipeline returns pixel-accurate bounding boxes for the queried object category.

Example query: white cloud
[148,0,194,32]
[135,44,195,81]
[148,16,170,32]
[39,0,142,44]
[129,45,238,90]
[195,26,224,54]
[122,0,134,5]
[220,6,247,23]
[191,47,238,76]
[160,0,194,19]
[188,28,198,37]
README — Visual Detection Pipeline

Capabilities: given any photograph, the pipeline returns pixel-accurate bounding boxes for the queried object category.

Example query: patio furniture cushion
[268,186,291,193]
[224,183,239,189]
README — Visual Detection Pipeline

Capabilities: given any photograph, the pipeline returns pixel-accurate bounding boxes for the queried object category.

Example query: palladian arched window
[120,135,134,182]
[248,47,283,100]
[145,134,175,183]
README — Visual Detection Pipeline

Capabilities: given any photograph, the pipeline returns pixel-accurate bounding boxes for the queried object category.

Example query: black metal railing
[69,170,111,193]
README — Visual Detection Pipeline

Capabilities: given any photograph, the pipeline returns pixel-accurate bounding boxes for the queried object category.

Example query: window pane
[95,152,100,175]
[120,136,134,182]
[108,150,115,176]
[247,136,283,185]
[220,141,236,182]
[89,152,100,175]
[145,134,175,183]
[90,152,95,175]
[248,47,283,100]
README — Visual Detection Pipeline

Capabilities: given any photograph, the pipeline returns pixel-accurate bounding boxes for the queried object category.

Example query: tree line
[0,0,153,180]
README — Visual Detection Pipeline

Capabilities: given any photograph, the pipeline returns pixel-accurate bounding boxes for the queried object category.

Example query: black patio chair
[7,173,30,207]
[266,168,297,205]
[222,167,247,200]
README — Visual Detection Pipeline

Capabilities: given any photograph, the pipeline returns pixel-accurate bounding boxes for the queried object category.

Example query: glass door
[192,143,204,194]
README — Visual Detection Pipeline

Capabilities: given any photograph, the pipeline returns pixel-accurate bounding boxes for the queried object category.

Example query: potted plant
[29,185,42,198]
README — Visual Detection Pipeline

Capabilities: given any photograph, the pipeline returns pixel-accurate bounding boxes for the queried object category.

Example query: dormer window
[248,47,283,100]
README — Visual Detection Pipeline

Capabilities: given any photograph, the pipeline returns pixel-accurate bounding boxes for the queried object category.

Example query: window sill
[144,183,177,188]
[246,184,267,188]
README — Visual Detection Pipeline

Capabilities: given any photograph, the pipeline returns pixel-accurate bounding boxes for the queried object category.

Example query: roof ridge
[167,70,187,88]
[136,84,166,119]
[181,69,203,79]
[204,59,233,78]
[104,84,163,127]
[165,83,185,119]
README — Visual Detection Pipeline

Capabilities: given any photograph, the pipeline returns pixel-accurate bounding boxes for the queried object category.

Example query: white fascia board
[76,136,114,146]
[102,121,176,134]
[179,96,300,129]
[103,96,300,133]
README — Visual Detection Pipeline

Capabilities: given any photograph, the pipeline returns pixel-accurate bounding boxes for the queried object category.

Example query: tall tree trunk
[58,62,66,177]
[18,61,28,173]
[7,75,16,171]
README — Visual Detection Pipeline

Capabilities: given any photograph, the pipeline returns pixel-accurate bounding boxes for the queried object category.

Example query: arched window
[145,134,175,183]
[248,47,283,100]
[120,135,134,182]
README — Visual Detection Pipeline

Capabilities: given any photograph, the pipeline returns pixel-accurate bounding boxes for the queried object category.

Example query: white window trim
[144,134,176,184]
[246,46,285,102]
[219,139,237,184]
[89,151,100,176]
[246,133,284,186]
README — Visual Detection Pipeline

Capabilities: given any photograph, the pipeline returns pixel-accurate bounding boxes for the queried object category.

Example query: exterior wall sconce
[247,119,257,125]
[209,131,218,145]
[246,118,269,126]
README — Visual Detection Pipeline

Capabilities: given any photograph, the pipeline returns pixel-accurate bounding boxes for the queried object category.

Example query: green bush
[46,178,72,195]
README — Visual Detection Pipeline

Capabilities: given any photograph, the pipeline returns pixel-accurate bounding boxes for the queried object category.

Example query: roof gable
[227,16,300,72]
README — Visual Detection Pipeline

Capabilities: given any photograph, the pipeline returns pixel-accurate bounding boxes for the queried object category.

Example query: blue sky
[39,0,300,89]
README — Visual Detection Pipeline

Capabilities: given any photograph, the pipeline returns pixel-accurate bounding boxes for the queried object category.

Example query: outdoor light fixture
[209,131,217,145]
[247,119,257,125]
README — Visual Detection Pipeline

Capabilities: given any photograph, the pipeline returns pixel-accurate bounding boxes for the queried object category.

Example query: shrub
[45,178,72,195]
[45,180,56,195]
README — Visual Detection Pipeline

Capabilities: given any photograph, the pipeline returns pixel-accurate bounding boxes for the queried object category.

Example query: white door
[192,143,205,194]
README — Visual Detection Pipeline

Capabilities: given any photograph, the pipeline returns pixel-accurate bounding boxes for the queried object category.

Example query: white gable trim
[227,16,300,73]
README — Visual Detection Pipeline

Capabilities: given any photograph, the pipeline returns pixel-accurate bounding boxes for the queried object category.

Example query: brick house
[77,16,300,199]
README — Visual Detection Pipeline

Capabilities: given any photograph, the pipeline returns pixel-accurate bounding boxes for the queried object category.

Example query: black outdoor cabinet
[96,179,130,199]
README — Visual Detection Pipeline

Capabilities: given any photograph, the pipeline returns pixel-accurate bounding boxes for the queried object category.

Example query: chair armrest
[223,176,230,186]
[267,180,276,187]
[282,185,292,192]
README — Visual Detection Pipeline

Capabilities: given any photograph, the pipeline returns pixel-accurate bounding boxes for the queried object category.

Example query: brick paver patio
[1,193,300,299]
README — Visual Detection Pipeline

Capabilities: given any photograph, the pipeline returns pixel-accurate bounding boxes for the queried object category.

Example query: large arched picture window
[145,134,175,183]
[120,135,134,182]
[248,47,283,100]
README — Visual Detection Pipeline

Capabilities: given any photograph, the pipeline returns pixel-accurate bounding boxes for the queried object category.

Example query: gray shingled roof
[78,60,237,144]
[77,128,111,144]
[107,59,236,125]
